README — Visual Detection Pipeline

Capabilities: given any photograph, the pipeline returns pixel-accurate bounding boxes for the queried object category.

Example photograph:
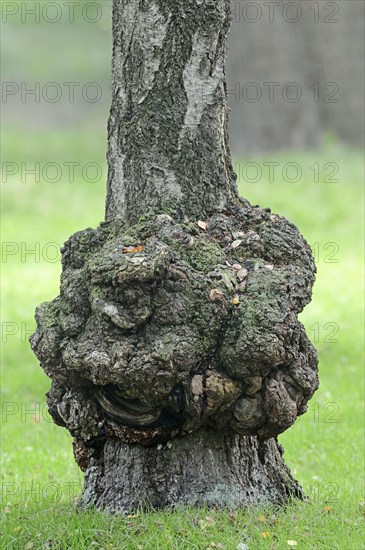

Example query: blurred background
[1,0,364,516]
[228,0,364,154]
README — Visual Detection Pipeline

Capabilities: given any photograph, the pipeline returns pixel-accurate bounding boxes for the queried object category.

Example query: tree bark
[31,0,318,515]
[105,0,240,224]
[79,429,303,513]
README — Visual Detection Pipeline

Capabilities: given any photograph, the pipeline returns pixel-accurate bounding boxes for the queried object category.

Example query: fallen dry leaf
[231,240,242,249]
[199,520,207,529]
[209,288,224,302]
[205,516,215,525]
[198,220,207,230]
[237,268,248,281]
[122,245,143,254]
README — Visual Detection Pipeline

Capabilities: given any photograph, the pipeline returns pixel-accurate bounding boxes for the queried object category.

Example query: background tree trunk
[105,0,240,224]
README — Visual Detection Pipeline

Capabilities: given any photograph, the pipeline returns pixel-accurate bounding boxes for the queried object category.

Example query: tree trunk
[79,429,303,513]
[31,0,318,514]
[105,0,241,224]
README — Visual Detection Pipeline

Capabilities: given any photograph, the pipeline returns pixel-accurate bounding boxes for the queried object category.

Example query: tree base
[79,428,304,514]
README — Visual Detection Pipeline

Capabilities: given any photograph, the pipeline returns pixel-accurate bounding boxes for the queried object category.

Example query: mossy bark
[105,0,241,224]
[31,0,318,514]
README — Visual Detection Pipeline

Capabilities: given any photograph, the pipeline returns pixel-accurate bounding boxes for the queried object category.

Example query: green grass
[1,142,364,549]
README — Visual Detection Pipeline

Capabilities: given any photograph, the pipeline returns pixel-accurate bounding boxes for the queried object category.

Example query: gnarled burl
[31,0,318,513]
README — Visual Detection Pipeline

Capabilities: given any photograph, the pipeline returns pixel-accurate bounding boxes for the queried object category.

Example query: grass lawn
[1,140,364,549]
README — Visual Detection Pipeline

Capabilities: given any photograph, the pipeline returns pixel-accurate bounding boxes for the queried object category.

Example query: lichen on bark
[105,0,240,224]
[31,0,319,512]
[31,206,318,456]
